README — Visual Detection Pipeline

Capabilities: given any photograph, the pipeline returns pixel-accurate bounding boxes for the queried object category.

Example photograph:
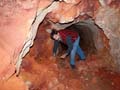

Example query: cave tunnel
[20,18,119,90]
[25,19,102,62]
[50,21,102,58]
[65,22,98,55]
[0,0,120,90]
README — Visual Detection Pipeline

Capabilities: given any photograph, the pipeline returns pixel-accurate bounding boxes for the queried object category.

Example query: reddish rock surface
[0,0,38,79]
[47,0,100,23]
[20,21,120,90]
[0,0,120,89]
[0,75,28,90]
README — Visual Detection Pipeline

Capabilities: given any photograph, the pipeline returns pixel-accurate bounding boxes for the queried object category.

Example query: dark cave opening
[65,24,97,55]
[56,21,106,58]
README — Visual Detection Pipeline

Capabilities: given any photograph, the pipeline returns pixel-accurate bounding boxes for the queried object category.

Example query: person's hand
[60,53,68,59]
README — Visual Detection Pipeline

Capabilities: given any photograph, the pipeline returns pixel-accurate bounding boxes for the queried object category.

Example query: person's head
[50,29,60,40]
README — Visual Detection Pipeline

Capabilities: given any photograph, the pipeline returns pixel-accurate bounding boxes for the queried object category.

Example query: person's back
[58,29,79,44]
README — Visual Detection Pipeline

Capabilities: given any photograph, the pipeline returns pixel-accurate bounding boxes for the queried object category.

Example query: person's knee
[70,50,75,55]
[70,50,74,55]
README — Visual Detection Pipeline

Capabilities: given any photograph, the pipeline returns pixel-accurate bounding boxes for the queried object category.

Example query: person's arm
[60,36,73,59]
[53,40,59,56]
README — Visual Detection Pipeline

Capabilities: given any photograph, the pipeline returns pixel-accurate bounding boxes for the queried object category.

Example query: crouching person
[50,29,86,69]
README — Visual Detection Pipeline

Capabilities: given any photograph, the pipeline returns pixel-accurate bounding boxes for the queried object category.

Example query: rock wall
[95,6,120,70]
[0,0,37,79]
[0,0,58,80]
[0,0,120,82]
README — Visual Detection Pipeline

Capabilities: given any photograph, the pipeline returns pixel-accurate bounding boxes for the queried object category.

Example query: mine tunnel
[0,0,120,90]
[20,18,119,90]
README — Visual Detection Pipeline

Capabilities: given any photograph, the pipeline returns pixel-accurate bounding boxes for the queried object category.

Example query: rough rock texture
[0,0,38,79]
[47,0,100,23]
[20,21,120,90]
[16,1,58,76]
[0,0,120,89]
[95,4,120,70]
[0,0,58,80]
[74,19,105,51]
[0,75,28,90]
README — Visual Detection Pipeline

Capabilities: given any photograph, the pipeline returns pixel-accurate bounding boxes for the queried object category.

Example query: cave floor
[20,49,120,90]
